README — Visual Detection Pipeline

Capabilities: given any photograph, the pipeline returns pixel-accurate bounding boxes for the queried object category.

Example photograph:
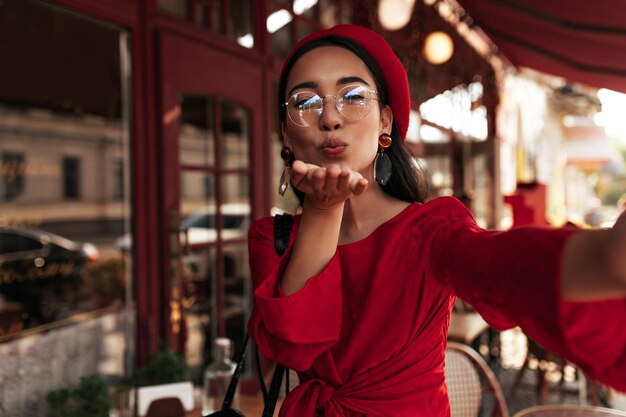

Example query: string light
[423,31,454,64]
[378,0,416,31]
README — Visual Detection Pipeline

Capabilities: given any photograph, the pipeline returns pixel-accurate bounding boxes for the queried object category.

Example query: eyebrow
[286,76,371,98]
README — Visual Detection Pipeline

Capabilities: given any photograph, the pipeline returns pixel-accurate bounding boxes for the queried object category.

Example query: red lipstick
[320,139,347,157]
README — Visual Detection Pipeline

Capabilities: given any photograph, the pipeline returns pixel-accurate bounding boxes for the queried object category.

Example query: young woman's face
[282,46,392,177]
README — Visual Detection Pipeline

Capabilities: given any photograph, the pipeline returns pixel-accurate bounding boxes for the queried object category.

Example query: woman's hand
[290,160,368,210]
[562,209,626,300]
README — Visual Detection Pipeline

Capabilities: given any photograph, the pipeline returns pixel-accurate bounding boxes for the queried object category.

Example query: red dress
[247,197,626,417]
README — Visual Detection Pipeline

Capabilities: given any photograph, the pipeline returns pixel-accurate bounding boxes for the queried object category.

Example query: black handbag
[206,213,293,417]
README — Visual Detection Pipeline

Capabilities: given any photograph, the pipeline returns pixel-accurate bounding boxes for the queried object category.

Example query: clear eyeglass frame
[283,84,380,127]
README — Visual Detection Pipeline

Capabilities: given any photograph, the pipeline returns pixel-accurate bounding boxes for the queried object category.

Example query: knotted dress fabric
[247,197,626,417]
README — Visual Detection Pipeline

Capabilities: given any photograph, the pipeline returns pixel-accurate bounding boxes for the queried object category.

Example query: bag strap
[222,335,249,409]
[273,213,293,256]
[261,364,285,417]
[221,213,293,413]
[254,340,268,401]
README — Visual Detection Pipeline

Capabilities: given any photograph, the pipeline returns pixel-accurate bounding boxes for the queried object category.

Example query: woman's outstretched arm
[561,211,626,301]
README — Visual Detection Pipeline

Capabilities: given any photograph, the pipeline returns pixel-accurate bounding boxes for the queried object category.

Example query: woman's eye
[342,86,368,103]
[293,95,319,108]
[343,93,366,104]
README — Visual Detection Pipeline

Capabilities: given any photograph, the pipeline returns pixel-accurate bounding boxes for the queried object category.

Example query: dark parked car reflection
[0,226,99,329]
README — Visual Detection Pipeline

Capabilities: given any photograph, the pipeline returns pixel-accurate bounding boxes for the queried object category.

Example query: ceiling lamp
[378,0,415,31]
[423,31,454,64]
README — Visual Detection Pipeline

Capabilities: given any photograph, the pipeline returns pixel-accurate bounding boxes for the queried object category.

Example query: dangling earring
[278,145,293,196]
[374,133,392,185]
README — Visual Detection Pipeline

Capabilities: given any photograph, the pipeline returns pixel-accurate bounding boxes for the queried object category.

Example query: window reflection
[179,94,251,381]
[180,96,215,168]
[62,157,81,200]
[223,242,250,360]
[0,0,132,340]
[269,7,294,58]
[157,0,255,48]
[2,152,25,201]
[228,0,254,48]
[221,101,249,170]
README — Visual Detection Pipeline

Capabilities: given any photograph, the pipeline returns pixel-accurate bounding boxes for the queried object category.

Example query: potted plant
[47,375,110,417]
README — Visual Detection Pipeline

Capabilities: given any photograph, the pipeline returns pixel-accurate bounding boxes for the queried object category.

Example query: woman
[247,24,626,417]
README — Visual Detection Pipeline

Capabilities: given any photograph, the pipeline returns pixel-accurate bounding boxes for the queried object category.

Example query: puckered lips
[320,138,347,157]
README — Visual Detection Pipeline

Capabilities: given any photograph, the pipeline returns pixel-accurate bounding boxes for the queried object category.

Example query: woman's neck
[338,184,410,245]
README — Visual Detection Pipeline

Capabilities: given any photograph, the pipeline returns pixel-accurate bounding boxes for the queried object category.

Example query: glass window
[113,159,124,201]
[223,242,249,358]
[228,0,254,48]
[2,152,25,201]
[220,101,249,169]
[62,157,81,200]
[180,96,215,168]
[181,171,216,219]
[269,7,294,58]
[0,0,133,342]
[179,94,252,381]
[220,174,250,242]
[158,0,255,48]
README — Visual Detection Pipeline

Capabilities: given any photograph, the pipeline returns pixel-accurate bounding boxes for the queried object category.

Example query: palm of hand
[290,160,368,209]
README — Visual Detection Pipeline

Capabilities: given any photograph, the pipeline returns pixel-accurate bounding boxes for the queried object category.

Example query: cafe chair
[448,299,500,365]
[445,342,510,417]
[508,337,570,405]
[145,397,186,417]
[512,404,626,417]
[137,381,194,417]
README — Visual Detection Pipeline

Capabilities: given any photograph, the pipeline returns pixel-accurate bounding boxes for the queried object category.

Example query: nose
[318,96,343,131]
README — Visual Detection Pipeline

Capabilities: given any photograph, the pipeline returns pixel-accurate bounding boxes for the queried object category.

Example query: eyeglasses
[283,84,379,127]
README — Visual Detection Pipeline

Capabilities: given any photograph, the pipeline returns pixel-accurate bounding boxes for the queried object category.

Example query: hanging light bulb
[423,31,454,64]
[378,0,416,31]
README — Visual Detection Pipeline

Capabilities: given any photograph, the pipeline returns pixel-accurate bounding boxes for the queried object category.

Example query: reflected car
[115,204,250,307]
[0,226,99,325]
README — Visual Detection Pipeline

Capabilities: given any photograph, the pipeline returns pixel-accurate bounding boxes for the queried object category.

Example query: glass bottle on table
[202,337,237,416]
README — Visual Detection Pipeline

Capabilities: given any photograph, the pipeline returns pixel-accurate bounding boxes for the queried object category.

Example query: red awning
[456,0,626,93]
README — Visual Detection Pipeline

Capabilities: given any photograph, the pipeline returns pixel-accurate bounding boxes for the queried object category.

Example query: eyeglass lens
[286,85,374,127]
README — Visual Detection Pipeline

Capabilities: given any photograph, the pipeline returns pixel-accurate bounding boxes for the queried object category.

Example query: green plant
[132,343,189,387]
[47,375,110,417]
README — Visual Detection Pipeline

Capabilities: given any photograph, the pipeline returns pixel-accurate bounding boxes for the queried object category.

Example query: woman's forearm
[280,199,344,295]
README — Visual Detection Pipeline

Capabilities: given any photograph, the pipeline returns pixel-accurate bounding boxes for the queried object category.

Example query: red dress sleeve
[246,216,342,371]
[424,197,626,391]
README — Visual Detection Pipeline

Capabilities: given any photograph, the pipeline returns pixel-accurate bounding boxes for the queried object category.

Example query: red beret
[281,24,411,142]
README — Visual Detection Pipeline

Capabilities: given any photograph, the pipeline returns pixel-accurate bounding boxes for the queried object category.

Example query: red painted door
[158,31,266,379]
